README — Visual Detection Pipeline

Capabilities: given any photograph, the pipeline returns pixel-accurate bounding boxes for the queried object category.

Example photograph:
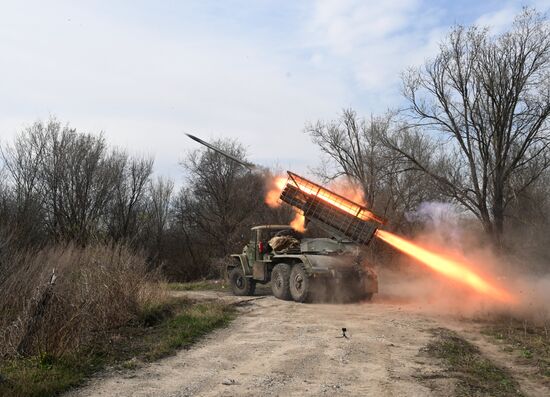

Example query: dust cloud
[374,202,550,324]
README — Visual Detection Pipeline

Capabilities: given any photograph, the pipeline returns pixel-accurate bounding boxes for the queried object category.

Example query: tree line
[0,120,293,280]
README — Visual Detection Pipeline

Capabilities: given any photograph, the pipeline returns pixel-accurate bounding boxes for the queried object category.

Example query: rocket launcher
[279,171,386,245]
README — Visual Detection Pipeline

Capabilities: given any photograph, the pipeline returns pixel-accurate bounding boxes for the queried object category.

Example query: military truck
[226,224,378,302]
[184,134,384,302]
[226,172,386,302]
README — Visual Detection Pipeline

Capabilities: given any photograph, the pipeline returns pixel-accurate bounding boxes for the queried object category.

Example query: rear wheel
[229,267,256,296]
[271,263,291,300]
[290,263,310,302]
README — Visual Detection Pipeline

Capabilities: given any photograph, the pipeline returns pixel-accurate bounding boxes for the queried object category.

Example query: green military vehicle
[226,171,385,302]
[226,224,378,302]
[184,134,384,303]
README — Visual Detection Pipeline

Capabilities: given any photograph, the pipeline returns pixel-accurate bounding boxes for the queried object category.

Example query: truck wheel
[228,267,256,296]
[271,263,291,300]
[290,263,310,303]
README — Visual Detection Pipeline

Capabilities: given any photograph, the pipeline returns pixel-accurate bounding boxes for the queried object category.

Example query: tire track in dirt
[67,293,452,396]
[445,321,550,397]
[66,291,545,397]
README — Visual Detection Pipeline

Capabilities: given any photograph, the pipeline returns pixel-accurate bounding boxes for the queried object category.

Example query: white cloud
[475,6,519,33]
[0,1,353,180]
[310,0,420,48]
[304,0,550,112]
[302,0,446,110]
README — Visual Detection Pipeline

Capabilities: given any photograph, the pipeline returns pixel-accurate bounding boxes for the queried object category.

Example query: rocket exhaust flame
[375,229,515,304]
[290,212,306,232]
[265,176,306,232]
[265,176,287,208]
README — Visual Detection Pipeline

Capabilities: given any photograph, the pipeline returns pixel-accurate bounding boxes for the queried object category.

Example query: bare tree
[43,130,120,244]
[179,139,264,257]
[307,109,436,230]
[2,119,139,245]
[0,121,50,245]
[107,154,154,242]
[1,123,48,211]
[307,110,390,206]
[147,176,174,260]
[389,9,550,246]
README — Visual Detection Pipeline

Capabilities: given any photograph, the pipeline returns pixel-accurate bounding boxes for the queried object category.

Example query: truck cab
[246,225,295,263]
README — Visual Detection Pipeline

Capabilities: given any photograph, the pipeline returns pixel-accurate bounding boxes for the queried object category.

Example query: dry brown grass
[0,243,167,359]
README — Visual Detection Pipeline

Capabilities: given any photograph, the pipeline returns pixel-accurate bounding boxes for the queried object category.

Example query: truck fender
[228,254,251,276]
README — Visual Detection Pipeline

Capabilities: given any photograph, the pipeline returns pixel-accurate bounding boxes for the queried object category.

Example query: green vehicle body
[226,225,378,301]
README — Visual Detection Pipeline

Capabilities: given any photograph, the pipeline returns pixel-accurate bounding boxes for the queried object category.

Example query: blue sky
[1,0,549,181]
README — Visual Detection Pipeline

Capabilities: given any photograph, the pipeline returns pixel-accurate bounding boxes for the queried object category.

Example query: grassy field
[425,328,522,397]
[0,299,235,397]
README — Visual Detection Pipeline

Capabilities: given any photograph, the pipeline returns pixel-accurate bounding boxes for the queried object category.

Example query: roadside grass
[425,328,522,397]
[482,319,550,382]
[0,299,235,397]
[168,280,226,291]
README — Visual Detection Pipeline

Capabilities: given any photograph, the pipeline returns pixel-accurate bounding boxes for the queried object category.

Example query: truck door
[246,229,257,266]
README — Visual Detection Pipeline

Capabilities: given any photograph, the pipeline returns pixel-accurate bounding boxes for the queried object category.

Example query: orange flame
[375,229,515,303]
[290,212,306,232]
[265,176,307,232]
[265,176,286,208]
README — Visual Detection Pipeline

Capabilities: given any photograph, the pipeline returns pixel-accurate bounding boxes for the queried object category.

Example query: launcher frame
[280,172,386,246]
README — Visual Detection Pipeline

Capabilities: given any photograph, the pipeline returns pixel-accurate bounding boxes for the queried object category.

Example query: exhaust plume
[379,202,550,323]
[375,229,515,303]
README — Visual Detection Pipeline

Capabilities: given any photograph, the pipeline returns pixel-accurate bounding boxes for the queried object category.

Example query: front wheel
[289,263,310,302]
[228,267,256,296]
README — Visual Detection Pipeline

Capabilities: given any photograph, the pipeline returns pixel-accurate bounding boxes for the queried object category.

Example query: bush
[0,244,167,359]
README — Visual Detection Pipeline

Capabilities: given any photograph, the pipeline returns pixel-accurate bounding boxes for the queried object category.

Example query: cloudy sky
[1,0,549,181]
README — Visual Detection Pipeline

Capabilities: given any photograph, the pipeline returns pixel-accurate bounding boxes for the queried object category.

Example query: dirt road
[68,290,547,397]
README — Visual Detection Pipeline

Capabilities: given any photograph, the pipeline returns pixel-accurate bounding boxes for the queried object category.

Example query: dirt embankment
[67,291,548,397]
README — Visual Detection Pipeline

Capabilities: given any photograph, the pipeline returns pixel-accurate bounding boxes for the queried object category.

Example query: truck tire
[228,267,256,296]
[290,263,310,303]
[271,263,292,300]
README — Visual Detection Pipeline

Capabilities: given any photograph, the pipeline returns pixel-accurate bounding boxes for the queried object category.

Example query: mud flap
[252,261,268,281]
